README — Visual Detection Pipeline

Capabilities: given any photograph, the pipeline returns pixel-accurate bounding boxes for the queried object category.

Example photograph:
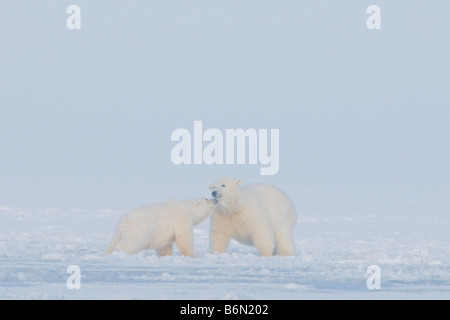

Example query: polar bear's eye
[221,184,226,187]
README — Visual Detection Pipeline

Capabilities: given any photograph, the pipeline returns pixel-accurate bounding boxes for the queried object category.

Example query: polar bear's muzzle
[211,191,222,199]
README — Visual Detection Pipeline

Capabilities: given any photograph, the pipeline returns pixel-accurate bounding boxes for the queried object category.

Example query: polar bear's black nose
[212,191,217,197]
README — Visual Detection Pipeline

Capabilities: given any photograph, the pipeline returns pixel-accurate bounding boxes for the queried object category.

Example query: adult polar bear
[209,177,297,256]
[106,198,216,257]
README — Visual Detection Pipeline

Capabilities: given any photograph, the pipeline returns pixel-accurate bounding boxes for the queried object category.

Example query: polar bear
[105,198,216,257]
[209,177,297,256]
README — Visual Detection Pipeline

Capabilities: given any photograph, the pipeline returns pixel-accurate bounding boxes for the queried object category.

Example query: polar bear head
[189,197,217,224]
[209,176,242,215]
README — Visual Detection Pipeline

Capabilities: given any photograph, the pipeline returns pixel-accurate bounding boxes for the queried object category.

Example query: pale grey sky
[1,1,449,216]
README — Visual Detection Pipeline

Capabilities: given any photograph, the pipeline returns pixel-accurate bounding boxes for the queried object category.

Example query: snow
[1,205,450,299]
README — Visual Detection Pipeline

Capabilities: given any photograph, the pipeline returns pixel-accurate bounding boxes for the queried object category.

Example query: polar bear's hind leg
[273,227,296,256]
[156,243,174,256]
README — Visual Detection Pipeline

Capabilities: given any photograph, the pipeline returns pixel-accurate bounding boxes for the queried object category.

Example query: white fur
[105,198,216,257]
[209,177,297,256]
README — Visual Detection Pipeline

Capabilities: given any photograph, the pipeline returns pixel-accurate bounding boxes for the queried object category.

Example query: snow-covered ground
[1,205,450,299]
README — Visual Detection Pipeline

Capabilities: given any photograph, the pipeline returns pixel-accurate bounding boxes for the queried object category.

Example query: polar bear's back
[116,201,179,246]
[123,200,184,223]
[242,183,297,227]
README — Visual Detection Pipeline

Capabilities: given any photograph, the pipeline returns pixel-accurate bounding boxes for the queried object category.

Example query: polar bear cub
[105,198,216,257]
[209,177,297,256]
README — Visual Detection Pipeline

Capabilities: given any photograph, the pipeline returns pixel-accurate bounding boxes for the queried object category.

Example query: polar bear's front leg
[209,214,232,254]
[210,230,231,254]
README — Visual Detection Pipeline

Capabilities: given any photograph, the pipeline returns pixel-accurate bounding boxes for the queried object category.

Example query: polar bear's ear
[236,179,242,186]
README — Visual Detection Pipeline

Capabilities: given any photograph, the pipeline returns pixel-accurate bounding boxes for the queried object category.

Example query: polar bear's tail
[105,233,119,255]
